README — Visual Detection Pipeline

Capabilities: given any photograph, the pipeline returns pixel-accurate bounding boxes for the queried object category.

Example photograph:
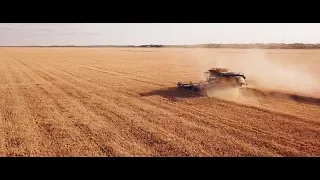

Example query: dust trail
[206,86,240,101]
[188,48,320,101]
[228,49,320,98]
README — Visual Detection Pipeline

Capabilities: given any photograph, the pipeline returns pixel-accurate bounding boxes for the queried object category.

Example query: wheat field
[0,47,319,157]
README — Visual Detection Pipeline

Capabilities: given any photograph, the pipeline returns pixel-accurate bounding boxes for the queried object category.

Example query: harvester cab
[204,68,229,82]
[177,67,248,93]
[205,68,247,87]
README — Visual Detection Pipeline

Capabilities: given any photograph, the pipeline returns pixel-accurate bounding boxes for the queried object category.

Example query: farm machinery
[177,68,248,95]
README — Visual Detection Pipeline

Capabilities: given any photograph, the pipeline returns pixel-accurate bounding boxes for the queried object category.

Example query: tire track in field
[13,59,90,155]
[18,57,205,156]
[143,97,296,156]
[39,70,195,156]
[0,59,8,155]
[28,58,249,155]
[0,58,31,156]
[71,66,320,155]
[28,56,310,156]
[34,83,122,156]
[180,99,320,155]
[44,59,190,99]
[256,97,320,121]
[135,91,314,156]
[9,57,76,156]
[191,97,320,135]
[53,57,182,76]
[182,92,319,129]
[27,57,274,155]
[0,59,15,156]
[15,53,320,156]
[13,56,122,156]
[8,59,56,156]
[77,65,167,87]
[4,48,320,156]
[51,59,174,86]
[136,88,319,155]
[192,97,320,135]
[14,57,147,156]
[15,55,194,156]
[52,67,138,97]
[38,61,230,152]
[51,56,195,88]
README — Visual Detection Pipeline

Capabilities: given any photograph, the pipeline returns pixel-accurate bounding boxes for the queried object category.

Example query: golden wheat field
[0,47,319,157]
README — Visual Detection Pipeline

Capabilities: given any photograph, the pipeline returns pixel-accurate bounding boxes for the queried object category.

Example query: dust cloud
[187,48,320,100]
[206,86,240,101]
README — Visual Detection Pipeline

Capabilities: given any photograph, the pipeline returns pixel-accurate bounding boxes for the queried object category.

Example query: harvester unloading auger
[177,68,248,95]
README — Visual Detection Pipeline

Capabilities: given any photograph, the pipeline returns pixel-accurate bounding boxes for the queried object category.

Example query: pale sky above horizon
[0,23,319,46]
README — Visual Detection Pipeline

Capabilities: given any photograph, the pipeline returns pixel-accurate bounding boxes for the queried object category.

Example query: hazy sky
[0,23,319,46]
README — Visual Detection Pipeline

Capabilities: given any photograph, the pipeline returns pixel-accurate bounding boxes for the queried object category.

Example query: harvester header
[177,67,248,94]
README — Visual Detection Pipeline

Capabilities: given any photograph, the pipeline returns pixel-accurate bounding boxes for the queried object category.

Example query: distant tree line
[163,43,320,49]
[2,43,320,49]
[140,44,164,48]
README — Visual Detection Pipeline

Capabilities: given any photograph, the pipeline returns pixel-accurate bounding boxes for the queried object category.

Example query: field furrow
[0,47,319,156]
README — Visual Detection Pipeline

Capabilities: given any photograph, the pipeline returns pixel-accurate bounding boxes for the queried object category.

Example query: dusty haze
[0,23,319,157]
[0,47,319,157]
[188,48,320,99]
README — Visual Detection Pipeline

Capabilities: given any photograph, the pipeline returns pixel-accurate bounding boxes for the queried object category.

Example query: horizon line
[1,42,320,47]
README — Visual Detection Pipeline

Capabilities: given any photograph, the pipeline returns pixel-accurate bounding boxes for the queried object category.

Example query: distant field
[0,47,319,156]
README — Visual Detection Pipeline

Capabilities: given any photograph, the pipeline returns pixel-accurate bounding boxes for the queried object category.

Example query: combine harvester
[177,68,248,96]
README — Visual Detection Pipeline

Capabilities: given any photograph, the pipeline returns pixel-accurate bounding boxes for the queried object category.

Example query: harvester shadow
[139,87,204,102]
[242,88,320,106]
[139,87,320,106]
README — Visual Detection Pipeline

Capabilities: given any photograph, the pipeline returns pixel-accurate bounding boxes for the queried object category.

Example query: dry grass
[0,47,319,157]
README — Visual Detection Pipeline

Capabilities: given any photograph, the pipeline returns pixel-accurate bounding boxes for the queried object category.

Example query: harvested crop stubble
[0,47,319,157]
